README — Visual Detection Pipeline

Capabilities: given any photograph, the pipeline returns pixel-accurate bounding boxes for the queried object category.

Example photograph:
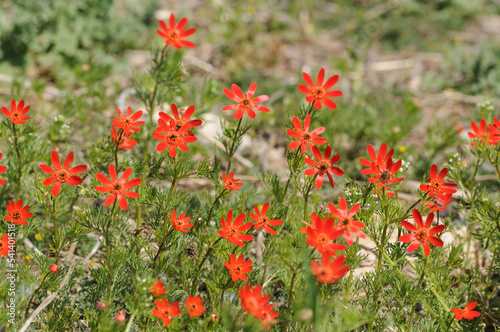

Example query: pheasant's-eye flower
[150,280,167,296]
[112,107,145,133]
[250,202,282,235]
[157,14,196,49]
[419,164,457,197]
[300,214,345,256]
[298,68,342,110]
[171,209,193,232]
[5,199,33,226]
[218,210,253,247]
[223,83,269,120]
[151,298,181,326]
[2,99,31,124]
[152,118,197,158]
[328,198,365,246]
[359,143,394,176]
[158,104,202,137]
[222,172,243,191]
[238,284,270,318]
[258,303,279,330]
[425,193,453,212]
[224,254,253,281]
[468,119,500,146]
[111,125,137,150]
[40,151,87,196]
[287,114,327,155]
[311,255,349,283]
[0,234,13,257]
[368,158,404,197]
[95,164,142,210]
[399,209,445,256]
[451,302,480,321]
[0,153,7,185]
[186,295,206,317]
[304,146,344,189]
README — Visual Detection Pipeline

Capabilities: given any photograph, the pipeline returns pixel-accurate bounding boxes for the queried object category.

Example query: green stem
[124,314,135,332]
[227,118,243,173]
[190,237,223,294]
[344,237,359,305]
[24,272,50,318]
[105,200,117,302]
[12,123,22,200]
[152,228,175,264]
[406,259,427,332]
[206,189,227,226]
[287,269,298,309]
[52,196,58,241]
[219,277,232,311]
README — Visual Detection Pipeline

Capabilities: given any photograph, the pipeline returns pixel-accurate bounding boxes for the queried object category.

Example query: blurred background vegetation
[1,0,499,192]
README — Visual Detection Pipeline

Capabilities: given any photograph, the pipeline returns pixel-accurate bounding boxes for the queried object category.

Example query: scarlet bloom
[223,83,269,119]
[5,199,33,226]
[328,198,365,246]
[95,164,142,210]
[2,99,30,124]
[157,14,196,49]
[218,210,254,246]
[150,280,166,296]
[222,172,243,191]
[258,303,279,330]
[238,284,278,330]
[40,151,87,196]
[152,118,197,158]
[425,194,453,212]
[151,298,181,326]
[298,68,342,110]
[304,146,344,189]
[300,214,345,256]
[250,202,283,235]
[158,104,202,136]
[451,301,480,321]
[287,114,327,155]
[111,107,145,133]
[171,209,193,232]
[49,264,60,274]
[311,255,349,283]
[468,119,500,146]
[368,158,404,197]
[399,209,445,256]
[111,125,137,150]
[224,254,253,281]
[0,153,7,185]
[359,143,394,176]
[419,164,457,197]
[0,234,13,257]
[186,295,206,317]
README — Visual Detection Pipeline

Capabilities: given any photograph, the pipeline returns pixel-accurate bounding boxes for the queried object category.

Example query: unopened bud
[49,264,59,274]
[97,302,107,310]
[115,310,126,323]
[211,313,218,321]
[196,216,203,222]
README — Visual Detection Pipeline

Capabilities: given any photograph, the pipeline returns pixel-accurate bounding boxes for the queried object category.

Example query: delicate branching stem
[344,237,359,305]
[51,196,58,240]
[153,228,175,263]
[406,258,427,332]
[219,277,232,311]
[303,176,316,221]
[190,237,223,294]
[125,314,136,332]
[105,200,117,301]
[24,272,50,318]
[287,269,298,309]
[206,189,227,225]
[12,123,22,200]
[227,118,243,173]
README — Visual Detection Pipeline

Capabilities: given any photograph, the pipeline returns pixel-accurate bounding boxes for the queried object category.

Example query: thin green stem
[406,259,427,332]
[105,200,117,302]
[219,277,232,311]
[153,228,175,264]
[287,269,298,309]
[227,118,243,173]
[24,272,50,318]
[124,314,135,332]
[206,189,227,226]
[344,237,359,305]
[190,237,223,294]
[12,123,22,200]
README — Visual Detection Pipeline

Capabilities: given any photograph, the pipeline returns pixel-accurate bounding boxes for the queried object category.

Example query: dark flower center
[342,219,349,226]
[13,212,21,219]
[320,163,328,170]
[261,217,268,223]
[57,170,69,182]
[242,99,250,106]
[313,87,325,98]
[170,32,177,38]
[416,229,428,241]
[114,184,122,191]
[303,134,311,140]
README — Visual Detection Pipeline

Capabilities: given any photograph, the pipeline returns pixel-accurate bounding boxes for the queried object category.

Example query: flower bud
[211,313,218,321]
[115,310,126,323]
[97,302,107,310]
[49,264,59,274]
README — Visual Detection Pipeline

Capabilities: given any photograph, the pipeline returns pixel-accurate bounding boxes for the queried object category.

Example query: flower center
[241,99,250,106]
[342,218,350,226]
[113,184,122,192]
[416,228,429,241]
[303,134,311,140]
[13,212,21,219]
[313,87,325,98]
[317,233,328,243]
[57,170,69,183]
[320,163,328,170]
[261,217,268,223]
[170,31,178,39]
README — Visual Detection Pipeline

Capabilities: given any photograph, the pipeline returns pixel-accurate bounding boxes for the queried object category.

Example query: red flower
[2,99,30,124]
[40,151,87,196]
[238,284,270,318]
[287,114,327,155]
[186,295,206,317]
[171,209,193,232]
[223,83,269,119]
[257,303,279,330]
[95,164,142,210]
[451,301,480,321]
[158,104,202,136]
[250,202,283,235]
[224,254,253,281]
[328,198,365,246]
[111,125,137,150]
[399,209,445,256]
[222,172,243,191]
[0,153,7,185]
[359,143,394,176]
[468,119,500,146]
[311,255,349,283]
[152,118,197,158]
[298,68,342,110]
[151,298,181,326]
[304,146,344,189]
[419,165,457,197]
[111,107,145,133]
[425,194,453,212]
[5,200,32,226]
[49,264,60,274]
[368,158,404,197]
[218,210,254,246]
[150,280,166,296]
[300,214,345,256]
[157,14,196,49]
[0,233,13,257]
